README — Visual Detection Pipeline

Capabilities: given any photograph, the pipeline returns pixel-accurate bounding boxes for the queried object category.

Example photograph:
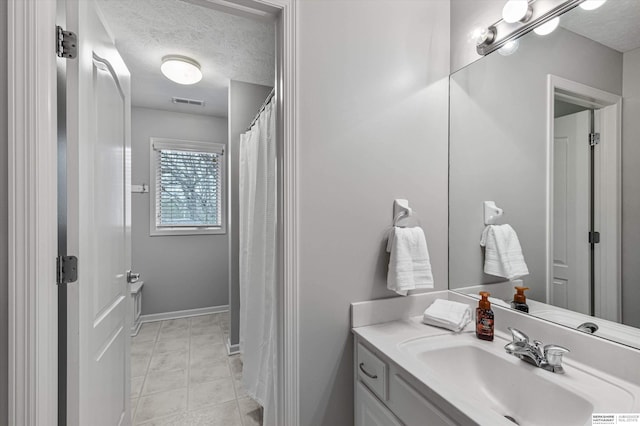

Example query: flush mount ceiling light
[161,55,202,85]
[534,17,560,35]
[580,0,607,10]
[502,0,533,24]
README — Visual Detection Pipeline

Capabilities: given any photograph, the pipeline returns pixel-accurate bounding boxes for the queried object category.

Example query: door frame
[546,74,622,321]
[6,0,299,425]
[7,0,59,424]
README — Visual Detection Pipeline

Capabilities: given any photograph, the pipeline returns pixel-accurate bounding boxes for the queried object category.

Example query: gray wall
[227,81,272,347]
[297,1,450,424]
[131,107,229,315]
[1,0,8,423]
[622,47,640,328]
[450,0,504,72]
[449,28,622,301]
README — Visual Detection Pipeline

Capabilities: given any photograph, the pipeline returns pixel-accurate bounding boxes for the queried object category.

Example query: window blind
[155,149,222,227]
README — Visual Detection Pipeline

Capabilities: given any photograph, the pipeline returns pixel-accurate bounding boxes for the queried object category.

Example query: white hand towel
[386,227,434,296]
[422,299,472,332]
[480,224,529,280]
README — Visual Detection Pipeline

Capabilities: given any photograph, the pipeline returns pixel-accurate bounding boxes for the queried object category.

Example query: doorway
[547,75,622,323]
[60,0,277,424]
[7,0,298,425]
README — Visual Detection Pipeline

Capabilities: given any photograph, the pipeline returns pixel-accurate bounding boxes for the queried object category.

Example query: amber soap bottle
[511,286,530,313]
[476,291,494,341]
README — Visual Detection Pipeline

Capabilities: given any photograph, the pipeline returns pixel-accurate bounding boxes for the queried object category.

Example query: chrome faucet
[504,327,570,374]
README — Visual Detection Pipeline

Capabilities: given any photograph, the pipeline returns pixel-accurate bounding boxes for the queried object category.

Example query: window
[150,138,225,236]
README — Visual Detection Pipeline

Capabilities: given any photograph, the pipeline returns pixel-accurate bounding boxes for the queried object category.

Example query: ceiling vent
[171,97,205,107]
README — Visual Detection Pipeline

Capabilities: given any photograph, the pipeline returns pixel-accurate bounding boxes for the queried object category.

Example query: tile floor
[130,312,263,426]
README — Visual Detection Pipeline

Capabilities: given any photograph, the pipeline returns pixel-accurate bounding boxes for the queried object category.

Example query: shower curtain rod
[246,87,276,132]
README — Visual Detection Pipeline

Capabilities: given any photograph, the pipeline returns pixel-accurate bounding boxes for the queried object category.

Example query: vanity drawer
[357,343,388,401]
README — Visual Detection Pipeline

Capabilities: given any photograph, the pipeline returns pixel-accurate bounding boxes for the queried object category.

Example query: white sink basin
[398,332,635,426]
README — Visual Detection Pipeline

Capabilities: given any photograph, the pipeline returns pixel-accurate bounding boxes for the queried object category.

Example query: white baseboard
[139,305,229,324]
[226,337,240,355]
[130,320,143,337]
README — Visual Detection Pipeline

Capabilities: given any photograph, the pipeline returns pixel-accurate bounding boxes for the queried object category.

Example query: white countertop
[352,301,640,426]
[354,318,519,425]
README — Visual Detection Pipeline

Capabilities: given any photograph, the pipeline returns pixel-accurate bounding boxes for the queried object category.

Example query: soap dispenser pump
[511,286,530,313]
[476,291,494,341]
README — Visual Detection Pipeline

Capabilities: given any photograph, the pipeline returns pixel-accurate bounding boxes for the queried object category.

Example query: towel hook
[484,201,504,225]
[393,199,419,227]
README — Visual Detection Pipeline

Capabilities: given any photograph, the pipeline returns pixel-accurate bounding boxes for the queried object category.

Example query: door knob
[127,270,140,283]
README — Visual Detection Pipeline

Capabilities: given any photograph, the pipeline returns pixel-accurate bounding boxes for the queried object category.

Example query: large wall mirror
[449,0,640,349]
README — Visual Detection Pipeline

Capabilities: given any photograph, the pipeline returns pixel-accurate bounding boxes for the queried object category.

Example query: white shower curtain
[239,99,278,426]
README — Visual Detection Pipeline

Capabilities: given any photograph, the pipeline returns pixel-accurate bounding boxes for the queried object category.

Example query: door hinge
[56,26,78,59]
[57,256,78,285]
[589,231,601,244]
[589,132,600,147]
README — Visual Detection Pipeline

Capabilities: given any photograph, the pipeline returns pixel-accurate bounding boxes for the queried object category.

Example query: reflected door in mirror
[553,110,590,315]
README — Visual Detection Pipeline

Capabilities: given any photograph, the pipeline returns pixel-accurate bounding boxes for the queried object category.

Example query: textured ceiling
[97,0,275,117]
[560,0,640,53]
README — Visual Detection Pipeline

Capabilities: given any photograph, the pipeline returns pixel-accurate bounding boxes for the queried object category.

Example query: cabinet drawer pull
[359,362,378,379]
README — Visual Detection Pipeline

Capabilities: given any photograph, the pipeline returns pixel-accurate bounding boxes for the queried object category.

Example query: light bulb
[472,28,484,43]
[580,0,607,11]
[502,0,531,24]
[534,17,560,35]
[161,56,202,85]
[473,27,495,45]
[498,39,520,56]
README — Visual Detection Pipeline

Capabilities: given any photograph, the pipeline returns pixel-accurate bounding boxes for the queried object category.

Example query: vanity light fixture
[160,55,202,85]
[533,17,560,35]
[476,0,584,56]
[580,0,607,10]
[502,0,533,24]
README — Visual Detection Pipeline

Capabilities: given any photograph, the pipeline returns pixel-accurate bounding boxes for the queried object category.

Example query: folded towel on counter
[386,226,434,296]
[422,299,472,332]
[480,224,529,280]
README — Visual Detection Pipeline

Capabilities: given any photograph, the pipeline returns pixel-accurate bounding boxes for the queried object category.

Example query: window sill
[150,226,226,237]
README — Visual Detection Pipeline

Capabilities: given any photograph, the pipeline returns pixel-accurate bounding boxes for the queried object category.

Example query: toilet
[130,280,144,336]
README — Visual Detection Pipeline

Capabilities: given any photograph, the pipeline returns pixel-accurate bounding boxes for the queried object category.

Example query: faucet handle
[507,327,529,344]
[544,344,570,370]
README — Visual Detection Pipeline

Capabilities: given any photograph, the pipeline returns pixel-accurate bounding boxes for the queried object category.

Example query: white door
[355,382,403,426]
[65,0,132,424]
[553,110,590,315]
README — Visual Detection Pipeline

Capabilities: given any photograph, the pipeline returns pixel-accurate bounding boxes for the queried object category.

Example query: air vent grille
[171,97,205,106]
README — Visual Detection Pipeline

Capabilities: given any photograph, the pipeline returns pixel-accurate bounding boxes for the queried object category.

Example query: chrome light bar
[477,0,585,56]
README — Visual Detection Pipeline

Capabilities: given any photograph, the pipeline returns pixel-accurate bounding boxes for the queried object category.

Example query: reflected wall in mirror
[449,0,640,349]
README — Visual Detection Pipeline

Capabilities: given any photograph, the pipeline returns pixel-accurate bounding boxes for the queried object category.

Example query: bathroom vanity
[352,291,640,426]
[353,1,640,424]
[353,319,471,426]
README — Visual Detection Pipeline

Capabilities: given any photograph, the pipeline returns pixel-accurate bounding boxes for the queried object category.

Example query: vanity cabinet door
[356,381,403,426]
[389,373,458,426]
